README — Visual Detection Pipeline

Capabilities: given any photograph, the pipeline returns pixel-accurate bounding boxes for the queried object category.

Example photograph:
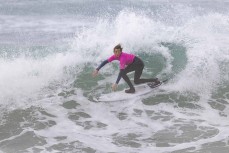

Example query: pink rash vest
[107,52,135,69]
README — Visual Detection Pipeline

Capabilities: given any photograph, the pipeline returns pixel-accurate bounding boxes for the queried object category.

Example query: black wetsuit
[97,56,158,90]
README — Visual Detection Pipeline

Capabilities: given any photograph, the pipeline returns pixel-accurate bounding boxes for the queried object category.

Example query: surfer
[92,44,160,93]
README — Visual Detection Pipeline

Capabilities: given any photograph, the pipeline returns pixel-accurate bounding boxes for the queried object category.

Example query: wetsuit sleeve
[115,69,124,84]
[96,60,109,71]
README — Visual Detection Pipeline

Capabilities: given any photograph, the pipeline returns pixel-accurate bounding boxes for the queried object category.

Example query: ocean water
[0,0,229,153]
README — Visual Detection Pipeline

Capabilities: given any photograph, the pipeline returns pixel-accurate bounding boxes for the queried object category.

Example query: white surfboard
[93,80,167,102]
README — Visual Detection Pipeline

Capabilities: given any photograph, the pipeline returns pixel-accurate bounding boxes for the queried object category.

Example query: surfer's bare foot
[154,78,161,85]
[125,88,135,93]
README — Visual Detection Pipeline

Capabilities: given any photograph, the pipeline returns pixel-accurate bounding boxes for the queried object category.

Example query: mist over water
[0,0,229,153]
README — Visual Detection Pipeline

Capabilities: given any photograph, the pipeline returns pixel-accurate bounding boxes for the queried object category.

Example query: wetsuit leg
[121,56,158,89]
[133,57,158,84]
[122,64,135,89]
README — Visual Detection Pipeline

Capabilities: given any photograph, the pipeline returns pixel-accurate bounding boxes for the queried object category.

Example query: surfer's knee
[134,79,141,84]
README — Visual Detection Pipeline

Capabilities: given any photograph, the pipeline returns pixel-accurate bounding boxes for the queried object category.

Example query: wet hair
[113,44,123,52]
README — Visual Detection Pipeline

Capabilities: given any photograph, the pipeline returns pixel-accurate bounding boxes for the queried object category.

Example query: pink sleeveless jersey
[107,52,135,69]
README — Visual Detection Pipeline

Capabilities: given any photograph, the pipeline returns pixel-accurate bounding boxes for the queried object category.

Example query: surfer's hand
[92,70,99,77]
[112,83,117,91]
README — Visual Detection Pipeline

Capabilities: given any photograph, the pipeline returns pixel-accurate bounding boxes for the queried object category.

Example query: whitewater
[0,0,229,153]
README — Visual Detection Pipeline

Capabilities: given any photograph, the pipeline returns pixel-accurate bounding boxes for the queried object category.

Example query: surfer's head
[113,44,122,58]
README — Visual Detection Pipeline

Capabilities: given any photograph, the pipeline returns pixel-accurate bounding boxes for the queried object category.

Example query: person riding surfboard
[92,44,160,93]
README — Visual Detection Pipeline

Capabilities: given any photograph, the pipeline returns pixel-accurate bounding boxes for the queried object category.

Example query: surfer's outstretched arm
[96,60,109,71]
[111,70,123,91]
[92,60,109,77]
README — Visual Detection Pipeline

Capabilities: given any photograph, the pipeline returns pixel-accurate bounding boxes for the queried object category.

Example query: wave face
[0,1,229,153]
